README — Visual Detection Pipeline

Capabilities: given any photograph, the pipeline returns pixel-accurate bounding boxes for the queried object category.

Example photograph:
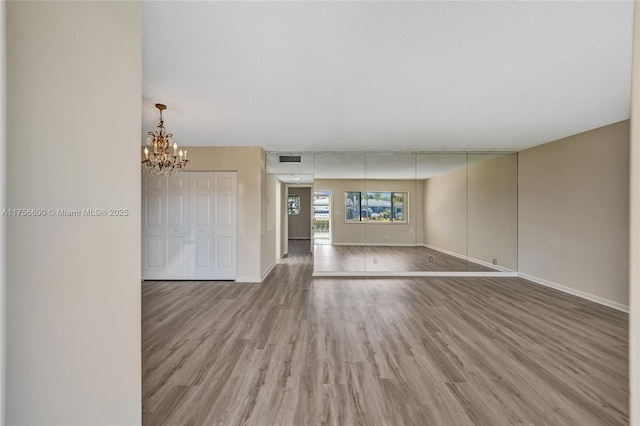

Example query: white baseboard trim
[421,244,515,273]
[518,272,629,313]
[332,242,418,247]
[313,271,518,278]
[235,276,262,283]
[420,243,466,259]
[261,263,276,281]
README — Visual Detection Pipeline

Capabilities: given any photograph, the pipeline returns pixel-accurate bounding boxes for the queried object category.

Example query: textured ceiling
[143,1,633,152]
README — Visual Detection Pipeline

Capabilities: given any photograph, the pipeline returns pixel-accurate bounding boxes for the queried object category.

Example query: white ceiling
[143,1,633,153]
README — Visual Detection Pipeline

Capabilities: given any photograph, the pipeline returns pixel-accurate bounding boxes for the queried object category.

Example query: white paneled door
[142,172,237,280]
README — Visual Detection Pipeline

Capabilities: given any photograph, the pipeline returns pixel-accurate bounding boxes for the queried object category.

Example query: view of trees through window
[345,191,407,222]
[287,194,300,215]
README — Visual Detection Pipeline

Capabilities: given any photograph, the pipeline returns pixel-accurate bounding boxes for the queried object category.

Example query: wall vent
[279,155,302,163]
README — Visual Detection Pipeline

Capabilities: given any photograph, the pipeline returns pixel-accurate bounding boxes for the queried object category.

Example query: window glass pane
[345,192,361,221]
[392,193,406,222]
[363,191,392,222]
[287,195,300,215]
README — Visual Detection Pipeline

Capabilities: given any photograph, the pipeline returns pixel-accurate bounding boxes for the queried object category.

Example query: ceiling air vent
[279,155,302,163]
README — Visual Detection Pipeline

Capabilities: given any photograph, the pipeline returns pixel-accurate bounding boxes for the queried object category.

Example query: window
[287,195,300,215]
[345,191,407,223]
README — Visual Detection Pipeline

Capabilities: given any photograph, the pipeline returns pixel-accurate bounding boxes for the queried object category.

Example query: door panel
[215,237,232,268]
[215,194,232,226]
[167,176,185,190]
[195,237,212,268]
[145,236,163,268]
[167,194,186,226]
[165,175,189,277]
[142,175,164,278]
[145,175,164,191]
[213,172,237,279]
[145,194,163,227]
[167,236,185,267]
[195,195,212,226]
[191,172,214,279]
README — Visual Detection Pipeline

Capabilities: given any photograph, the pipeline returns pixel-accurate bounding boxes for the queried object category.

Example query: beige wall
[519,120,630,308]
[314,179,424,245]
[423,167,468,256]
[288,187,311,239]
[186,146,265,281]
[467,154,518,270]
[0,0,6,419]
[6,2,142,424]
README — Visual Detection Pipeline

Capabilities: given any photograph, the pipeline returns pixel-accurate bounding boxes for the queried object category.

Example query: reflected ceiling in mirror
[364,153,416,179]
[267,151,516,182]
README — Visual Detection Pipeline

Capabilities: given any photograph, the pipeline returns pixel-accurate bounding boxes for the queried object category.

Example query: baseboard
[313,271,518,278]
[518,272,629,313]
[261,262,276,281]
[332,242,418,247]
[235,276,262,283]
[421,244,515,273]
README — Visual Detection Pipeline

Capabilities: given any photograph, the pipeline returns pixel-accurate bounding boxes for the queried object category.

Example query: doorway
[313,190,331,245]
[287,187,312,243]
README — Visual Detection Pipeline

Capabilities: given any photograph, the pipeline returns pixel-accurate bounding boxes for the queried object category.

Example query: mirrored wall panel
[313,153,366,272]
[363,153,418,271]
[267,151,518,275]
[419,153,470,271]
[467,153,518,272]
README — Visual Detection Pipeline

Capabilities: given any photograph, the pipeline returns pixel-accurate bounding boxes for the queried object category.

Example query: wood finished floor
[142,240,628,425]
[313,244,498,272]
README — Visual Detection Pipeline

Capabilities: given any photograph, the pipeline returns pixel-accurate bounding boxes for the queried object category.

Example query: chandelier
[141,103,189,176]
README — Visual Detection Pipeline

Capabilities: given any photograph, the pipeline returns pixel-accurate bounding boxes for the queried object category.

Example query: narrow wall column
[6,2,142,424]
[629,2,640,423]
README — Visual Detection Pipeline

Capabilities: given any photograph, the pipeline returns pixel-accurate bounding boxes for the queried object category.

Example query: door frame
[282,183,314,256]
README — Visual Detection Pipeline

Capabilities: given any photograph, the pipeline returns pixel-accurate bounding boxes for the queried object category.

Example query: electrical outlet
[492,258,498,265]
[373,258,378,265]
[429,256,434,262]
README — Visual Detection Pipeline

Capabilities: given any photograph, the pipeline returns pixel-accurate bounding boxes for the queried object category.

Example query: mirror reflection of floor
[313,245,500,272]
